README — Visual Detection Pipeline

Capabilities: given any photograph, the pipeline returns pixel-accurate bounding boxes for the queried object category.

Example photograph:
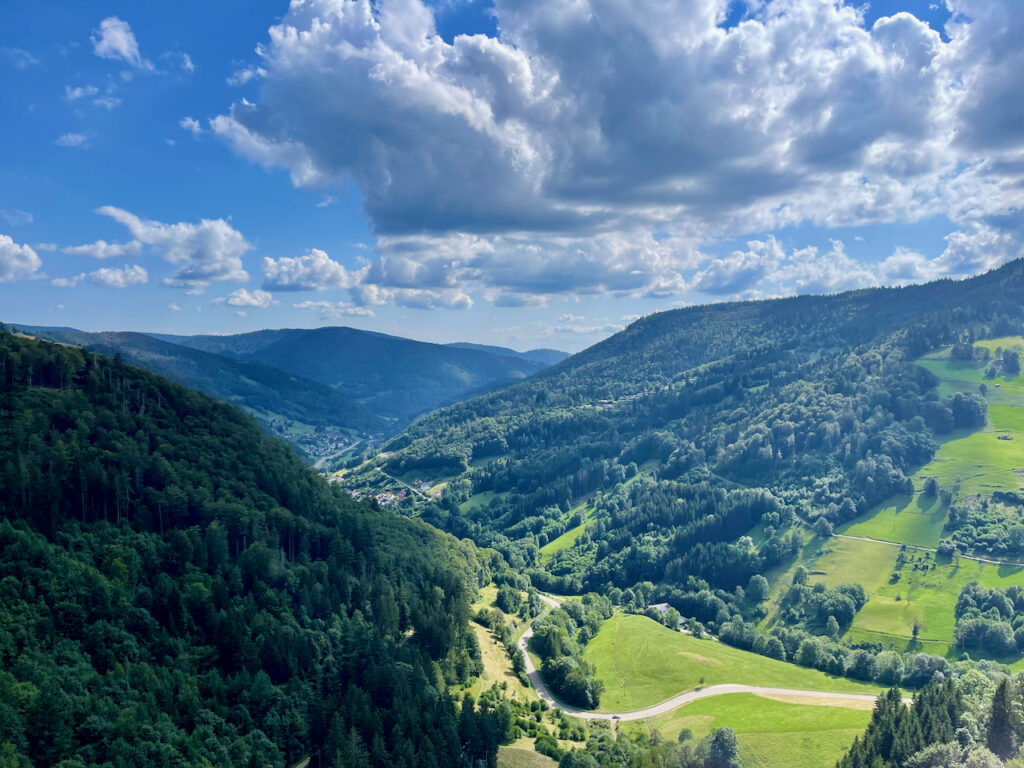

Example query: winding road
[519,593,897,721]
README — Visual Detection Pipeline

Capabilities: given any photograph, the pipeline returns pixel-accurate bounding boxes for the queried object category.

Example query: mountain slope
[346,260,1024,611]
[163,326,554,420]
[445,342,569,367]
[15,326,384,436]
[0,329,497,767]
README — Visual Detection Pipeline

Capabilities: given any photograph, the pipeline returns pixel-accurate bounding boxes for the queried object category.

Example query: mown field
[582,615,882,712]
[802,535,1024,655]
[790,340,1024,657]
[622,693,873,768]
[498,742,556,768]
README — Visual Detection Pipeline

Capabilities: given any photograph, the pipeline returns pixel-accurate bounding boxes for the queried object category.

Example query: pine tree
[987,678,1016,759]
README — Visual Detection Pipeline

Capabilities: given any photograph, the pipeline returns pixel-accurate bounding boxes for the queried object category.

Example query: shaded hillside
[445,342,568,367]
[15,326,384,437]
[163,326,553,420]
[0,330,499,767]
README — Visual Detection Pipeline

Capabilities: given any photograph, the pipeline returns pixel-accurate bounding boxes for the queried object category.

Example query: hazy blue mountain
[445,341,569,366]
[13,326,384,437]
[160,325,554,420]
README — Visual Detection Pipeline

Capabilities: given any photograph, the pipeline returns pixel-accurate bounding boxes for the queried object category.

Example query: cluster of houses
[333,485,409,507]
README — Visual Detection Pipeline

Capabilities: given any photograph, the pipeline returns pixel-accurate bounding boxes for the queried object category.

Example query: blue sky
[1,0,1022,352]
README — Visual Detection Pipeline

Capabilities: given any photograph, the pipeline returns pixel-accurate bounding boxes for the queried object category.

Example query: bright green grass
[917,353,1023,403]
[582,615,882,712]
[622,693,872,768]
[809,537,897,593]
[458,490,508,513]
[539,506,596,562]
[838,540,1024,655]
[842,492,950,548]
[974,336,1024,353]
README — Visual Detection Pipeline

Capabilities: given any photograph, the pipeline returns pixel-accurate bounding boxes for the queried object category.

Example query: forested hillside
[161,326,555,420]
[0,330,500,768]
[343,261,1024,662]
[17,326,384,437]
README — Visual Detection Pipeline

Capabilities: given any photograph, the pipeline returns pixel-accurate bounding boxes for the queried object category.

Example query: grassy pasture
[842,491,950,548]
[781,340,1024,660]
[843,404,1024,546]
[801,536,1024,657]
[582,615,881,713]
[622,693,873,768]
[539,505,596,562]
[847,543,1024,656]
[974,336,1024,354]
[458,490,507,513]
[809,536,897,593]
[498,743,557,768]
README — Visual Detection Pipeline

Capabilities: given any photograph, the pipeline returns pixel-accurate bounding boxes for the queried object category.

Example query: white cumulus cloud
[261,248,368,291]
[0,234,42,283]
[91,17,152,70]
[206,0,1024,306]
[52,264,148,288]
[55,132,89,148]
[94,205,250,291]
[216,288,273,308]
[65,85,99,101]
[180,117,202,136]
[294,300,375,319]
[62,239,143,260]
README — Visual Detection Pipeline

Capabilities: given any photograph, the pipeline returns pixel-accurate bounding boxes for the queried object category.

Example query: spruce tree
[987,678,1015,759]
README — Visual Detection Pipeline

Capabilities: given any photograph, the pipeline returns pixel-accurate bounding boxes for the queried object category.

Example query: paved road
[520,593,895,721]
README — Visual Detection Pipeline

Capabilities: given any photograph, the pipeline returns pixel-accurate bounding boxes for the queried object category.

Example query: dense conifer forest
[0,330,500,767]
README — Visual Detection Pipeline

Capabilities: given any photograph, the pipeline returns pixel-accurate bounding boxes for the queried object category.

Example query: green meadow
[843,405,1024,547]
[622,693,873,768]
[841,541,1024,656]
[771,531,1024,662]
[458,490,507,513]
[497,744,557,768]
[785,340,1024,659]
[582,615,881,712]
[539,504,597,562]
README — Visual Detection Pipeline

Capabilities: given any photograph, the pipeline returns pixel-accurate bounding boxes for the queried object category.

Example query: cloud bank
[209,0,1024,307]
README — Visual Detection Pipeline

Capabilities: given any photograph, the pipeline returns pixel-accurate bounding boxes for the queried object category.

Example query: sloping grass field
[841,541,1024,656]
[792,340,1024,658]
[498,744,557,768]
[842,404,1024,547]
[622,693,873,768]
[539,504,596,562]
[582,615,882,712]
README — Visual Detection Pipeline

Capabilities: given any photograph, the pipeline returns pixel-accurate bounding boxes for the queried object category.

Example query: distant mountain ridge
[14,326,383,434]
[445,342,569,366]
[159,325,561,420]
[12,324,567,442]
